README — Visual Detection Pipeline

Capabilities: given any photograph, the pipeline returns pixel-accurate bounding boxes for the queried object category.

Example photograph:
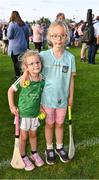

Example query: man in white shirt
[94,16,99,45]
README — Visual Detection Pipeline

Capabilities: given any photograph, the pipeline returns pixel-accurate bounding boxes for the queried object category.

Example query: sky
[0,0,99,23]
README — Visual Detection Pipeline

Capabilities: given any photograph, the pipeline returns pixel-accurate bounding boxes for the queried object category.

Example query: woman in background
[7,10,29,79]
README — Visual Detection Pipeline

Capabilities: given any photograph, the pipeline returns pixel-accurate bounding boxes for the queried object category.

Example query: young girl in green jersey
[8,50,45,171]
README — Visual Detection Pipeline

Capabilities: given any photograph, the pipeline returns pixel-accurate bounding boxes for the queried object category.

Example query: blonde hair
[47,21,70,46]
[21,50,41,72]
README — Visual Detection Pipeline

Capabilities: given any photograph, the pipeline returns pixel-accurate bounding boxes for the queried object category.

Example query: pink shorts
[43,106,67,125]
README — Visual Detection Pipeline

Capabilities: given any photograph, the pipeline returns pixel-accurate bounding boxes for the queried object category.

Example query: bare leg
[81,47,86,58]
[45,123,54,146]
[29,130,37,151]
[81,43,87,59]
[55,123,63,145]
[19,129,28,156]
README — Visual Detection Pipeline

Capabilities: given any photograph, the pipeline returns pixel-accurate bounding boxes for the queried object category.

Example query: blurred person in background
[80,21,88,62]
[73,24,80,47]
[56,13,70,49]
[93,16,99,54]
[32,20,44,52]
[7,10,29,79]
[87,10,99,64]
[2,24,8,54]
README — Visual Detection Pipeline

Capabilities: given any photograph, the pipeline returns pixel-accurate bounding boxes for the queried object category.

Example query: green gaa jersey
[12,77,45,118]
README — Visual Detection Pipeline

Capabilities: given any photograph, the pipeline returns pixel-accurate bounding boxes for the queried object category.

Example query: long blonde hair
[47,21,70,46]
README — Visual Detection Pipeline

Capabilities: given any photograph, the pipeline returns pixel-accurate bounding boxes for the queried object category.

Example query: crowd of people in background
[0,13,99,64]
[0,10,99,69]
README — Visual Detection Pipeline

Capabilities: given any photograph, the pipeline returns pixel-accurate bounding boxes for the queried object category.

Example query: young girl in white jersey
[8,50,45,171]
[22,22,76,165]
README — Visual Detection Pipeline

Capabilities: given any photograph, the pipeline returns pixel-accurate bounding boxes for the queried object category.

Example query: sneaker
[22,156,35,171]
[30,152,44,167]
[55,148,69,163]
[45,149,55,165]
[66,46,70,49]
[81,57,86,62]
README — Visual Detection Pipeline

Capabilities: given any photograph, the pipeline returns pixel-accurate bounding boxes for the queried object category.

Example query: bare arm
[68,75,75,107]
[8,86,19,116]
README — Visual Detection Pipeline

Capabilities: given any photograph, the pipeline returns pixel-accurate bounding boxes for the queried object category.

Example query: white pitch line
[76,137,99,149]
[0,137,99,169]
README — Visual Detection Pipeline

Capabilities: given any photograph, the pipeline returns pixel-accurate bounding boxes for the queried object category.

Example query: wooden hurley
[10,115,25,169]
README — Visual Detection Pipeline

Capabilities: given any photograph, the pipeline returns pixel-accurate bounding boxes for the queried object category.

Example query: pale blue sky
[0,0,99,22]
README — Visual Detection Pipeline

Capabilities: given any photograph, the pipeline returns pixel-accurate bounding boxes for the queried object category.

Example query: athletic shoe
[45,149,55,165]
[22,156,35,171]
[66,46,70,49]
[55,148,69,163]
[30,152,44,167]
[81,57,86,62]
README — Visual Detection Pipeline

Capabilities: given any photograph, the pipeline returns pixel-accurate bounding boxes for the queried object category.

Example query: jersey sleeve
[11,77,21,92]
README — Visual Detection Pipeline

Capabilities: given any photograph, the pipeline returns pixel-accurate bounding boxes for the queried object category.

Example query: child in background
[40,21,76,165]
[55,13,70,48]
[8,50,45,171]
[22,22,76,165]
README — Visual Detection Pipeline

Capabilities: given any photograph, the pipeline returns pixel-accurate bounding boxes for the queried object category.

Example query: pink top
[32,24,44,42]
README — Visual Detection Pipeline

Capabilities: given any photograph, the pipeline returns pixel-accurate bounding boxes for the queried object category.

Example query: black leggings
[34,42,42,52]
[11,52,20,77]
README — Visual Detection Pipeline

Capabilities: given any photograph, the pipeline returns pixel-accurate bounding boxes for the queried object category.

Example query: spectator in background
[80,21,88,61]
[41,23,48,49]
[93,16,99,53]
[7,10,29,79]
[0,26,3,40]
[88,15,99,64]
[2,24,8,54]
[55,13,70,48]
[32,21,44,52]
[73,24,80,47]
[0,26,3,52]
[56,13,65,22]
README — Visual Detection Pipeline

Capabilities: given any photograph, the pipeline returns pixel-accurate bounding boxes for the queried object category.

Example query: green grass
[0,47,99,179]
